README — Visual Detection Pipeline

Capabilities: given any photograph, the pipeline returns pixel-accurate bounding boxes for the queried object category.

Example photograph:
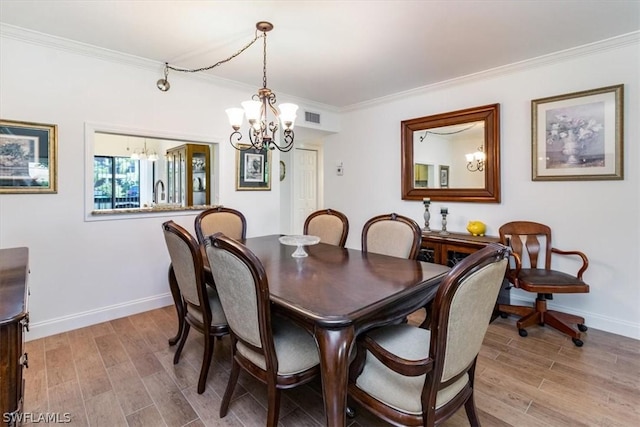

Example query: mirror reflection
[413,121,485,189]
[93,133,213,211]
[401,103,501,203]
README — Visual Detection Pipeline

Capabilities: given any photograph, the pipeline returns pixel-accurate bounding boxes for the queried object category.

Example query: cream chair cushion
[307,215,344,246]
[200,212,244,241]
[355,324,468,414]
[237,316,319,375]
[365,221,417,258]
[186,286,228,326]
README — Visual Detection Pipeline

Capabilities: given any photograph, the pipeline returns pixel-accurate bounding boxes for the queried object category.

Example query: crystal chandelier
[156,22,297,152]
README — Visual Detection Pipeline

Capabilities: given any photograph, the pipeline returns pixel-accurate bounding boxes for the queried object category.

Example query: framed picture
[532,84,623,181]
[439,165,449,188]
[1,119,58,193]
[236,144,271,190]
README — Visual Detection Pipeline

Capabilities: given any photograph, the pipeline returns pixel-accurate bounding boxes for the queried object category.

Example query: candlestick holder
[422,199,431,232]
[440,211,450,236]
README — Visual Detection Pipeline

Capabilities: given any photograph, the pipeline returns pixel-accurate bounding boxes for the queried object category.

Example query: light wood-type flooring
[22,306,639,426]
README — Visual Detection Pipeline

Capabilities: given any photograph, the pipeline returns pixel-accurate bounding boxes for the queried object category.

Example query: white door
[292,148,318,234]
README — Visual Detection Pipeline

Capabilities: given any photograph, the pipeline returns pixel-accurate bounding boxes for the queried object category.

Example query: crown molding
[3,24,636,114]
[0,23,339,113]
[341,31,640,112]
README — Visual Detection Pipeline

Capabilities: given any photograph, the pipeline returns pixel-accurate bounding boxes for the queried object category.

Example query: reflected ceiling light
[130,139,158,162]
[156,21,297,152]
[465,146,485,172]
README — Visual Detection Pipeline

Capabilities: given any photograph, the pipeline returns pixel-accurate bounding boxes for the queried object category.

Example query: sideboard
[0,247,29,427]
[419,231,510,311]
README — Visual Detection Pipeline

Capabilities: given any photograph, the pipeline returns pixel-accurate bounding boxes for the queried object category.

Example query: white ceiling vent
[304,111,321,124]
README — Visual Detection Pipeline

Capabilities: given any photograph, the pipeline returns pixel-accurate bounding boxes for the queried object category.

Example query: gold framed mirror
[401,103,501,203]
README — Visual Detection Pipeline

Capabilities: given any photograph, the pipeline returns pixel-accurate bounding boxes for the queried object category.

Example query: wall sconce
[465,146,485,172]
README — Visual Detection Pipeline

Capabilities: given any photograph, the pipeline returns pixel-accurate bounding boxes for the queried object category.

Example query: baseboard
[25,293,174,341]
[508,295,640,340]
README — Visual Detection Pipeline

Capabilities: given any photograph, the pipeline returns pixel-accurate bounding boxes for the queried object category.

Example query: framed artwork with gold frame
[0,119,58,193]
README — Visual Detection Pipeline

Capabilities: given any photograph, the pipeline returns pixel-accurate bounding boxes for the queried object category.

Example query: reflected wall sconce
[465,146,485,172]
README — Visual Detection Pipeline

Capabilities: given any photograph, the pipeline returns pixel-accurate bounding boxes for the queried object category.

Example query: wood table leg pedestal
[315,326,355,427]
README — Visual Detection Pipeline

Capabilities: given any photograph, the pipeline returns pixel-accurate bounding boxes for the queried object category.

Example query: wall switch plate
[336,163,344,176]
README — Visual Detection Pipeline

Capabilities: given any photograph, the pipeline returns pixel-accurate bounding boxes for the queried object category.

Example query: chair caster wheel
[518,329,528,337]
[499,312,508,318]
[572,338,583,347]
[578,324,588,332]
[346,407,356,418]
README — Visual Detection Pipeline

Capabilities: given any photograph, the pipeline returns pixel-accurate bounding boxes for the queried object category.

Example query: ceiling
[1,1,639,109]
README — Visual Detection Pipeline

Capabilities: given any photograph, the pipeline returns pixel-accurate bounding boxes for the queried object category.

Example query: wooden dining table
[168,234,450,427]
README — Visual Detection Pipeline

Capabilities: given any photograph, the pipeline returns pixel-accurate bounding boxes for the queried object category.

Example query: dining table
[168,234,450,427]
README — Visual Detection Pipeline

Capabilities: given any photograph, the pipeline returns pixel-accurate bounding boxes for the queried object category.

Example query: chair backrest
[162,220,211,322]
[429,243,508,387]
[361,213,422,259]
[303,209,349,247]
[195,206,247,244]
[204,233,277,369]
[499,221,552,270]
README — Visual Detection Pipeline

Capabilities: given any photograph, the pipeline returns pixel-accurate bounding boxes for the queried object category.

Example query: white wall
[323,36,640,339]
[1,29,638,341]
[0,33,326,339]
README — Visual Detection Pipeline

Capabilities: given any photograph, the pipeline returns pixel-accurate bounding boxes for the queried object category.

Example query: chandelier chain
[165,31,264,73]
[262,31,268,89]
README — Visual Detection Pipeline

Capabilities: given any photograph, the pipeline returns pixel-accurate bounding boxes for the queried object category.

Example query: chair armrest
[551,248,589,279]
[506,251,522,283]
[361,334,433,377]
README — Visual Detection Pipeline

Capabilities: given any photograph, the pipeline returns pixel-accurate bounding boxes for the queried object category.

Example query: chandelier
[156,21,297,152]
[130,139,158,162]
[465,146,485,172]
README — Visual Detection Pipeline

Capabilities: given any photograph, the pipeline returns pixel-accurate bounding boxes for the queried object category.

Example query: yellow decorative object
[466,221,486,236]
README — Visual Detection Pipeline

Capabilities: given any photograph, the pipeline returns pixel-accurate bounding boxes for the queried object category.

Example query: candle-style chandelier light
[156,21,297,152]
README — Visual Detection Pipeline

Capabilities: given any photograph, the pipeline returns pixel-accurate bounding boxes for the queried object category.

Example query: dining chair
[303,208,349,247]
[497,221,590,346]
[194,206,247,245]
[361,213,422,259]
[348,243,509,426]
[162,221,229,394]
[204,233,320,427]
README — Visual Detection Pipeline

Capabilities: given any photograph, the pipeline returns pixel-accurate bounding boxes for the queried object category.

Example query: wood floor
[22,306,639,426]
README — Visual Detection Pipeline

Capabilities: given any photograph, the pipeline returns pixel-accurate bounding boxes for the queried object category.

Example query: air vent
[304,111,321,124]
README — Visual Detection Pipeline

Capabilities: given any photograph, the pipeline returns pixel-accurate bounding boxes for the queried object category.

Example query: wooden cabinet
[419,231,499,266]
[419,232,509,310]
[166,144,211,207]
[1,247,29,427]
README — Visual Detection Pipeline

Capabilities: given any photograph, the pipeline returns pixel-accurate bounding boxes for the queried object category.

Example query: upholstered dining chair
[361,213,422,259]
[204,233,320,427]
[497,221,590,346]
[348,243,509,427]
[303,208,349,247]
[162,221,229,394]
[194,206,247,245]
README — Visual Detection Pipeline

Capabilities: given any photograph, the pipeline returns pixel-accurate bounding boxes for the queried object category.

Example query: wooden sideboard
[419,231,510,310]
[1,247,29,427]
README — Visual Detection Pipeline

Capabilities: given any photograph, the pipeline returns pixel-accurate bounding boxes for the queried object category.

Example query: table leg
[315,326,355,427]
[167,265,184,346]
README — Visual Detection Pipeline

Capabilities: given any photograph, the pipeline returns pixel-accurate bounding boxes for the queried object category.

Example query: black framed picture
[0,119,58,193]
[236,144,271,191]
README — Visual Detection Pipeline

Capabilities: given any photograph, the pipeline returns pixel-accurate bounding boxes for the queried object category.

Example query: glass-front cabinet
[166,143,210,206]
